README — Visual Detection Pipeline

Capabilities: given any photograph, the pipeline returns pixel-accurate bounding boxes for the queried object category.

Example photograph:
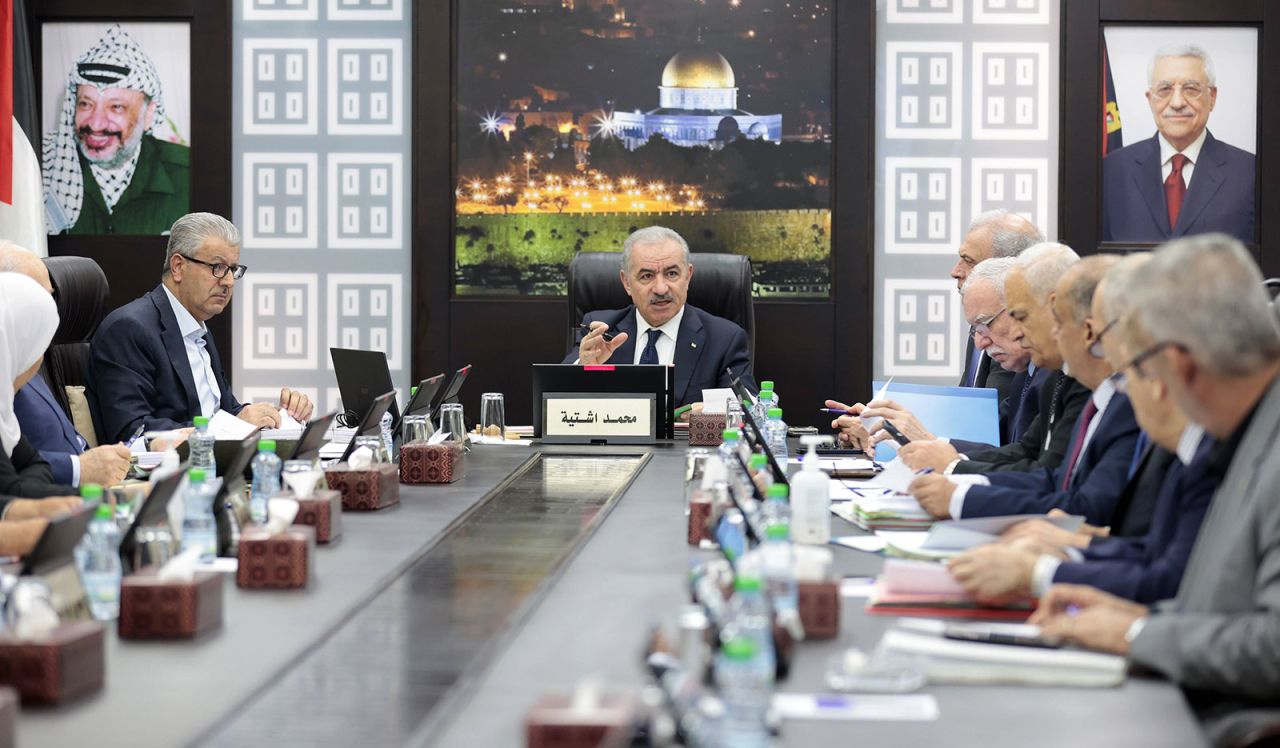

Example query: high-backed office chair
[39,256,110,440]
[566,251,756,366]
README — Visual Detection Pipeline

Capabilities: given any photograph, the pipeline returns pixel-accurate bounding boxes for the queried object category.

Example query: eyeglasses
[1150,82,1208,102]
[1088,317,1119,359]
[1121,340,1177,380]
[970,307,1007,338]
[183,255,247,280]
[1112,371,1130,395]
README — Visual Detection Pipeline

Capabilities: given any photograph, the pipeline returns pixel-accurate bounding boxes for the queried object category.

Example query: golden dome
[661,50,736,89]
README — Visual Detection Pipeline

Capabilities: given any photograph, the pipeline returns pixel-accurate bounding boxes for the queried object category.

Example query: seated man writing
[89,213,313,442]
[564,226,756,409]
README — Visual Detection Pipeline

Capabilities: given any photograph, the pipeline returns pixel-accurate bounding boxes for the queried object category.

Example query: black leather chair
[566,251,755,366]
[39,256,110,420]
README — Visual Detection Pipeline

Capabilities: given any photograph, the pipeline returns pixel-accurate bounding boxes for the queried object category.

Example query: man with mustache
[42,24,189,236]
[89,213,313,442]
[564,226,756,409]
[1102,44,1254,242]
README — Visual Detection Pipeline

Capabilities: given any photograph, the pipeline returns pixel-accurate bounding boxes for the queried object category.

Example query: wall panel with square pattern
[232,1,412,408]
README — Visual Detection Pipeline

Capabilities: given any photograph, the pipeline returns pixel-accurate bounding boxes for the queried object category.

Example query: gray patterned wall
[231,0,411,413]
[874,0,1060,384]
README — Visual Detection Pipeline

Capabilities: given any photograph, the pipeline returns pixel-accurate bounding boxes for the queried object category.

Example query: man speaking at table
[564,226,756,409]
[89,212,313,442]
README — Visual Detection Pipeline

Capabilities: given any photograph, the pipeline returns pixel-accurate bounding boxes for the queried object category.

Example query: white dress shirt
[632,306,685,366]
[947,375,1120,520]
[1026,421,1209,596]
[162,285,222,419]
[1159,128,1207,188]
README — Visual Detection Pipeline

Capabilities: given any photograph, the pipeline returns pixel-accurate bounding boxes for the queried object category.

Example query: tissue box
[687,496,713,546]
[399,442,466,484]
[325,463,400,511]
[293,488,344,544]
[0,686,14,748]
[687,413,727,446]
[525,693,635,748]
[0,621,104,705]
[119,569,224,639]
[798,580,841,639]
[236,526,315,589]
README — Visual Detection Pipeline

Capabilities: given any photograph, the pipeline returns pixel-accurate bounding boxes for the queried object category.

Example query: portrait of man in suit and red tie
[1101,37,1257,244]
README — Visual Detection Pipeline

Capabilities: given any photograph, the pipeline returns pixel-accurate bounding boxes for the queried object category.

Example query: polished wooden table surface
[18,442,1207,748]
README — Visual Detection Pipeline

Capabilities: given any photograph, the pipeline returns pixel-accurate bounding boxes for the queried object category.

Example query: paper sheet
[209,409,257,440]
[874,458,920,494]
[832,535,888,553]
[839,576,880,598]
[772,693,939,722]
[879,558,967,595]
[700,388,736,414]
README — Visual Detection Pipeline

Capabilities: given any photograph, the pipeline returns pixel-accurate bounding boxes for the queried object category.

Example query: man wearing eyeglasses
[1102,44,1255,243]
[89,212,314,442]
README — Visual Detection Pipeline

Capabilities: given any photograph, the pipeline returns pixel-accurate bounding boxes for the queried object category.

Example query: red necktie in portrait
[1165,153,1189,230]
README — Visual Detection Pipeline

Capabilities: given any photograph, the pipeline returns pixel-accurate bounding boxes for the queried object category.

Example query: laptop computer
[340,390,397,463]
[214,433,264,557]
[119,469,187,574]
[432,364,472,420]
[331,347,401,426]
[278,410,338,461]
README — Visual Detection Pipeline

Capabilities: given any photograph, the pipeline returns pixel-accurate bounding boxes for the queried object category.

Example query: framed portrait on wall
[41,21,192,236]
[1099,26,1257,245]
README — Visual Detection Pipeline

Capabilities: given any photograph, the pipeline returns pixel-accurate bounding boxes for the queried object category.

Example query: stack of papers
[876,621,1126,687]
[878,514,1085,560]
[851,495,934,531]
[865,559,1033,620]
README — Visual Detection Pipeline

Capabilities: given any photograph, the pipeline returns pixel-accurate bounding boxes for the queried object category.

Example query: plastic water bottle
[764,407,789,462]
[752,389,776,426]
[188,415,216,474]
[380,411,396,463]
[249,440,282,525]
[721,574,776,683]
[748,453,772,491]
[181,468,218,560]
[762,482,789,529]
[762,523,799,627]
[715,636,772,748]
[791,435,832,544]
[719,429,749,497]
[74,485,122,621]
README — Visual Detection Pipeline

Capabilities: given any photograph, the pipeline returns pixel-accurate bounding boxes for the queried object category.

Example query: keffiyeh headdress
[42,24,166,232]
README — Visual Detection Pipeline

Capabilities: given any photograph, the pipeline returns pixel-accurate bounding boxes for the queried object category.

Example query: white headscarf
[0,274,59,457]
[42,24,167,233]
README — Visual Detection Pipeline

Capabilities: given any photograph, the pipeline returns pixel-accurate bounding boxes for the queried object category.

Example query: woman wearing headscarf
[0,273,83,553]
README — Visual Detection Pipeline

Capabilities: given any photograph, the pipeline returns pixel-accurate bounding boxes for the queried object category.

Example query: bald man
[0,244,132,487]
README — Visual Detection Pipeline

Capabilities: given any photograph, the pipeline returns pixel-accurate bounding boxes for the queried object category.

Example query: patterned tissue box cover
[687,496,714,546]
[119,569,223,639]
[0,621,104,705]
[525,693,635,748]
[687,413,727,446]
[292,488,344,543]
[798,580,841,639]
[399,442,466,484]
[325,462,400,510]
[236,525,316,590]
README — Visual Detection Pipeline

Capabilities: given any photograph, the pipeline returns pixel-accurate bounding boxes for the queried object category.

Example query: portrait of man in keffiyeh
[42,24,190,236]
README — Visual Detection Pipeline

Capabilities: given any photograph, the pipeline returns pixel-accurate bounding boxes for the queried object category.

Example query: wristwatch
[1124,616,1149,645]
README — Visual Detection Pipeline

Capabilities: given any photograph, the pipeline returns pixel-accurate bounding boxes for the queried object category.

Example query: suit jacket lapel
[1173,131,1226,238]
[150,285,202,418]
[30,374,79,445]
[607,307,639,365]
[1130,136,1172,235]
[672,307,707,406]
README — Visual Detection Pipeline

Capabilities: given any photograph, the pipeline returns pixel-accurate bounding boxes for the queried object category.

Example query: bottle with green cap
[722,574,776,684]
[763,482,789,527]
[182,468,218,560]
[74,484,122,620]
[751,386,776,426]
[189,415,216,472]
[761,522,800,637]
[714,635,771,745]
[717,429,750,501]
[764,406,789,462]
[748,452,772,492]
[250,439,282,525]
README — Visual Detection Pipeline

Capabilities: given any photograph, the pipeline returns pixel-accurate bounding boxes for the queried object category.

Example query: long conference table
[19,442,1207,747]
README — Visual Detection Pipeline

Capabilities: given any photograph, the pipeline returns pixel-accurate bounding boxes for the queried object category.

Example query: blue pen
[124,423,147,448]
[820,408,858,415]
[915,467,934,476]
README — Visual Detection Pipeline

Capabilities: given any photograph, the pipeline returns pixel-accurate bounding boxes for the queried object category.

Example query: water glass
[438,403,467,445]
[725,397,745,431]
[479,393,506,439]
[282,459,324,499]
[353,435,387,463]
[402,414,433,445]
[684,448,712,516]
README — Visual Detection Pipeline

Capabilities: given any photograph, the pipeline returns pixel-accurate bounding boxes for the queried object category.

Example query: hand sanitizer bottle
[790,434,832,544]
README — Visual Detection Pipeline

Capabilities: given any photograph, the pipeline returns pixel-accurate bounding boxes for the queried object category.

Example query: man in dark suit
[88,213,314,443]
[564,226,755,408]
[1102,45,1255,243]
[909,256,1142,526]
[1031,235,1280,747]
[897,245,1089,475]
[0,243,132,487]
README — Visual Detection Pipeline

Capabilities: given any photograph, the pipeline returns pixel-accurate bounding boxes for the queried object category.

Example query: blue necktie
[639,328,661,365]
[1127,432,1151,480]
[965,335,983,387]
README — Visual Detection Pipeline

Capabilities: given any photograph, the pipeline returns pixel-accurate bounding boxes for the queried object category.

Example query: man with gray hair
[89,212,313,442]
[1102,43,1254,242]
[564,225,755,408]
[952,209,1045,395]
[1032,234,1280,747]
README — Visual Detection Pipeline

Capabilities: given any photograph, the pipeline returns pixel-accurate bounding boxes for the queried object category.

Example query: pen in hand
[577,323,616,342]
[820,408,859,415]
